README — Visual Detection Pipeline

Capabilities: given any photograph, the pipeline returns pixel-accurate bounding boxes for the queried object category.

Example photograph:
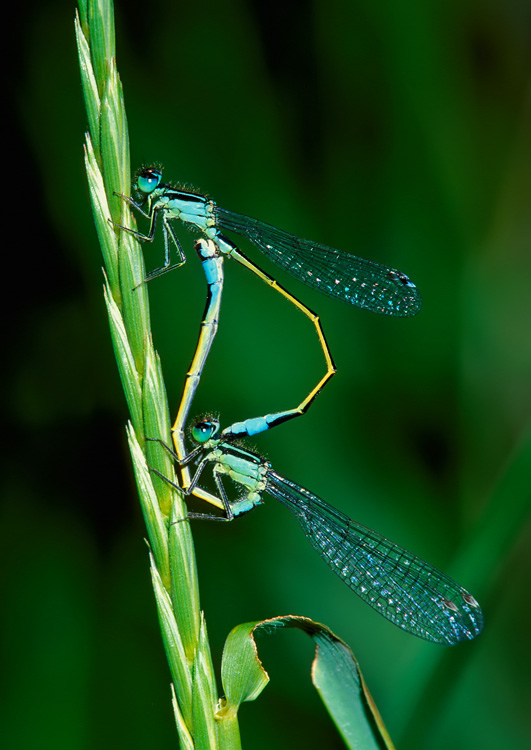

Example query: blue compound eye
[191,419,220,444]
[136,168,162,194]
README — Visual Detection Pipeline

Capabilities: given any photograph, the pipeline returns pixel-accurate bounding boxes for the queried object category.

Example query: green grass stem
[75,3,239,747]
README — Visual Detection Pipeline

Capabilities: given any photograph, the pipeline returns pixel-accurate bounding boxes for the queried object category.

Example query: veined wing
[266,470,483,645]
[214,207,422,317]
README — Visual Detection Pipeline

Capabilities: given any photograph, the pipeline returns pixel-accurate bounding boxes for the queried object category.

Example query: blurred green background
[4,0,531,748]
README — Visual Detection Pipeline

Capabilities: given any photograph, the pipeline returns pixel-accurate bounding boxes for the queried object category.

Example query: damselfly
[114,168,421,432]
[152,416,483,646]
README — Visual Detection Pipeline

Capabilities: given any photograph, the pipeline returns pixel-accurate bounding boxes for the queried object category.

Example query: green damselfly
[116,167,421,317]
[114,167,421,434]
[152,416,483,646]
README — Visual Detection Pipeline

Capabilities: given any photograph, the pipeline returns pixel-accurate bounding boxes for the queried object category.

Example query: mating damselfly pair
[114,168,483,645]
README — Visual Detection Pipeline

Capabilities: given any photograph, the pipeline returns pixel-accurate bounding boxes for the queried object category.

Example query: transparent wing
[266,470,483,644]
[215,207,422,317]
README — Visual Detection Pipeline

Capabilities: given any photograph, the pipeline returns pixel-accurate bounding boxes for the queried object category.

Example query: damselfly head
[191,418,220,444]
[135,166,163,195]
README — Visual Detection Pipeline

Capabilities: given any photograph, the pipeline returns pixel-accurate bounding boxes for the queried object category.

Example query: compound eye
[191,419,220,443]
[136,168,162,194]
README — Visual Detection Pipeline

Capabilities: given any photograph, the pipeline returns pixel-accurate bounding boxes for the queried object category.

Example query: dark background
[3,0,531,748]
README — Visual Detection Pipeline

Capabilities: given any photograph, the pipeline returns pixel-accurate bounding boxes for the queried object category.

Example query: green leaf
[127,424,170,582]
[103,281,142,431]
[100,60,130,216]
[84,137,119,292]
[88,0,116,90]
[150,552,193,724]
[219,615,395,750]
[171,684,195,750]
[75,16,100,154]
